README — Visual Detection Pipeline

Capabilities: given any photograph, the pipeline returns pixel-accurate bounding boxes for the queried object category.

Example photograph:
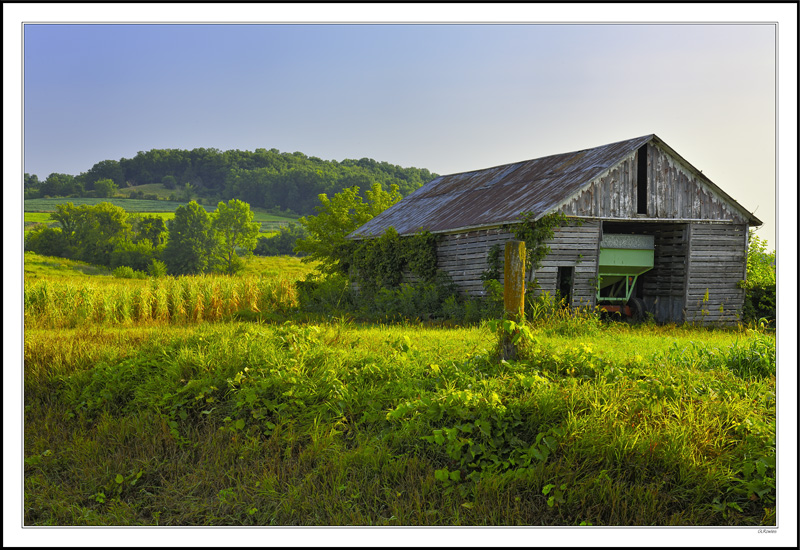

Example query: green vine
[349,228,439,294]
[480,212,573,287]
[480,244,503,282]
[511,211,573,271]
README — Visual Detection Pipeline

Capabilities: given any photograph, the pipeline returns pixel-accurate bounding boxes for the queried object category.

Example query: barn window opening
[637,145,648,214]
[557,266,574,304]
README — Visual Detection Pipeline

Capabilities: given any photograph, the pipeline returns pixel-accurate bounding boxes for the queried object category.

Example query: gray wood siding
[684,223,747,325]
[558,144,751,224]
[435,221,601,305]
[559,157,636,218]
[648,144,750,223]
[529,221,601,308]
[436,228,515,295]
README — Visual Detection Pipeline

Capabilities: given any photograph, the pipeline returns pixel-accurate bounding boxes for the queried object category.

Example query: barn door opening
[557,266,574,304]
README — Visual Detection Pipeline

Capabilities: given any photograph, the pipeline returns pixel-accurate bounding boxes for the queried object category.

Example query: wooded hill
[24,148,438,216]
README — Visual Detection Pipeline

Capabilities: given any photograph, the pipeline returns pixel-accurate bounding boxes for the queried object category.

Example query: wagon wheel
[627,297,647,323]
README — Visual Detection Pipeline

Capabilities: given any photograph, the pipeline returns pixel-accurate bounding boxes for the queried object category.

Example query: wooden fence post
[501,240,526,360]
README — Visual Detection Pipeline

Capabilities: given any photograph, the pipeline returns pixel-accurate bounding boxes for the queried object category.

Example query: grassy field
[23,252,310,284]
[122,182,177,200]
[21,253,779,531]
[25,197,187,212]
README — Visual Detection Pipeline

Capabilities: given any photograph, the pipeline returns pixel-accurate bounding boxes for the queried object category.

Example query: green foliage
[740,232,776,325]
[511,212,571,272]
[295,273,355,314]
[480,245,503,283]
[254,223,308,256]
[295,183,402,276]
[148,259,168,278]
[350,229,439,294]
[25,226,70,258]
[131,215,167,247]
[93,178,118,198]
[476,213,572,316]
[365,275,462,322]
[27,147,436,217]
[744,232,776,287]
[39,173,81,198]
[109,239,163,273]
[162,175,177,190]
[24,311,777,526]
[163,201,217,276]
[49,202,132,266]
[211,199,261,275]
[112,266,146,280]
[84,159,126,189]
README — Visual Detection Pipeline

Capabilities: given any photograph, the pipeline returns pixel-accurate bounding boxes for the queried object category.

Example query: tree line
[25,199,261,276]
[24,147,436,216]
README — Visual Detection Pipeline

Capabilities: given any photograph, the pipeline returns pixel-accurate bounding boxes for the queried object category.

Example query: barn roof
[349,134,761,238]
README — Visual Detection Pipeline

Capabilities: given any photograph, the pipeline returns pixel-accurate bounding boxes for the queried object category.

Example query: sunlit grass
[22,262,776,527]
[23,314,775,526]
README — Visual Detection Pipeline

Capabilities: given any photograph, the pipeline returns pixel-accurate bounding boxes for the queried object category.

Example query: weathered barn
[348,134,762,325]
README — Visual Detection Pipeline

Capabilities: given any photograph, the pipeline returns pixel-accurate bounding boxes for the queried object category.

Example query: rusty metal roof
[348,134,758,238]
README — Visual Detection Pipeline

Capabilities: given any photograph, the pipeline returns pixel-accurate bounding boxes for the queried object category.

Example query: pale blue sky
[22,22,778,244]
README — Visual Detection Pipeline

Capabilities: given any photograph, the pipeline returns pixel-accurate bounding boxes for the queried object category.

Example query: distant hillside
[24,148,438,216]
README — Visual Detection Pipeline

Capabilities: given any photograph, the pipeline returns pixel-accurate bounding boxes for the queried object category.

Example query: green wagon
[596,234,654,320]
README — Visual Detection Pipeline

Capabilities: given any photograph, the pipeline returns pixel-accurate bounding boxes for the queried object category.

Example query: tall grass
[24,275,298,329]
[23,319,776,527]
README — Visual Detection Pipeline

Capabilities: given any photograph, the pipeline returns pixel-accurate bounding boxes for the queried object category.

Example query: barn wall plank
[683,223,747,325]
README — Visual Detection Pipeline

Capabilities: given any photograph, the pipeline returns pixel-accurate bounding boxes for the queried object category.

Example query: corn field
[23,275,298,329]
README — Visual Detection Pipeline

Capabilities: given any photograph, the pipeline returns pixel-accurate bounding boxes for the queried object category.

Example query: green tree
[24,173,42,199]
[163,201,217,275]
[254,222,308,256]
[181,182,195,202]
[94,178,118,198]
[85,159,126,188]
[24,173,40,189]
[50,202,83,254]
[110,239,162,272]
[40,173,78,197]
[745,231,776,287]
[132,215,168,247]
[162,175,178,190]
[71,202,131,266]
[295,183,402,275]
[211,199,260,274]
[741,231,776,323]
[24,226,69,258]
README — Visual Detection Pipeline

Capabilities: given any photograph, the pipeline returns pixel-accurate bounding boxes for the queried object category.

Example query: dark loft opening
[557,266,574,303]
[637,145,648,214]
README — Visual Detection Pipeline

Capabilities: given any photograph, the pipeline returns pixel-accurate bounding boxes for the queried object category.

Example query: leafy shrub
[742,284,775,325]
[110,239,162,272]
[148,259,168,278]
[740,232,776,325]
[295,273,354,314]
[25,226,71,258]
[254,223,308,256]
[112,266,146,279]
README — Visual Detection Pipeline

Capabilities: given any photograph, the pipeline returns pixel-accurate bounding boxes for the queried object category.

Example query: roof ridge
[439,134,655,178]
